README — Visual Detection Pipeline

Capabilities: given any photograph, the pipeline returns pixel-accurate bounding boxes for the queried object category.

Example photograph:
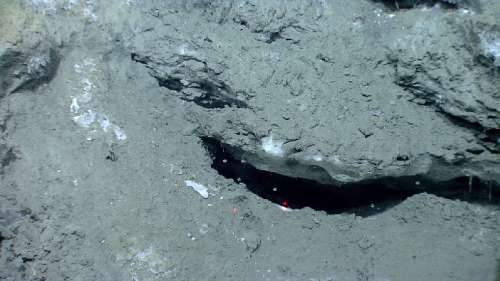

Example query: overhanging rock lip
[201,136,500,188]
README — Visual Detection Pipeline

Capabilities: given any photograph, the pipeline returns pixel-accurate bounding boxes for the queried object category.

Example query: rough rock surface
[0,1,499,281]
[0,2,59,96]
[131,0,500,186]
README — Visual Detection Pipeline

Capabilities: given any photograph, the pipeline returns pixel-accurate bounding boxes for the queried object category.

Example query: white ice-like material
[276,204,292,212]
[73,110,96,128]
[177,44,197,56]
[70,97,80,113]
[261,134,284,157]
[98,115,127,141]
[304,154,323,162]
[135,247,153,261]
[98,115,111,131]
[81,0,97,21]
[485,39,500,67]
[113,126,127,141]
[71,58,128,142]
[82,78,94,93]
[31,0,56,7]
[185,180,209,199]
[311,154,323,162]
[73,63,83,73]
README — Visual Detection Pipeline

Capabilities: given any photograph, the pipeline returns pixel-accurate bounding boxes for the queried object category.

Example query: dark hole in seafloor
[374,0,460,10]
[201,137,499,216]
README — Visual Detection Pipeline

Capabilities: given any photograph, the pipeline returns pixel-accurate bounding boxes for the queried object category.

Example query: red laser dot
[281,200,289,208]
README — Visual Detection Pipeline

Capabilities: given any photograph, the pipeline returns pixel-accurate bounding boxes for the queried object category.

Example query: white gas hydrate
[185,180,209,199]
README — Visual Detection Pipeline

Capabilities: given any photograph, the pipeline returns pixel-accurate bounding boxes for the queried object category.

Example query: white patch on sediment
[82,78,93,92]
[73,110,96,128]
[304,154,323,162]
[31,0,57,11]
[70,97,80,113]
[185,180,209,199]
[484,39,500,67]
[312,154,323,162]
[177,44,197,56]
[135,247,153,262]
[73,63,83,73]
[82,0,97,21]
[98,115,110,131]
[113,126,127,141]
[261,134,284,157]
[70,58,127,142]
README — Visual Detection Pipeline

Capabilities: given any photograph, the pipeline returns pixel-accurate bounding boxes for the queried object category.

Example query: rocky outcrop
[0,2,59,97]
[131,52,248,109]
[130,0,499,188]
[388,16,500,152]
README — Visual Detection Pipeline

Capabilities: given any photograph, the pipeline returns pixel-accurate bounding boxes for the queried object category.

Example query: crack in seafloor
[202,137,499,216]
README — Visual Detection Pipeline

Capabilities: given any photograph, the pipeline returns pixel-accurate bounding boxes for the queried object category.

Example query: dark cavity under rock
[202,136,499,216]
[375,0,478,10]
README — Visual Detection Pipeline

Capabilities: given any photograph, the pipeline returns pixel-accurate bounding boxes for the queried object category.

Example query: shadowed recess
[201,137,499,216]
[373,0,462,9]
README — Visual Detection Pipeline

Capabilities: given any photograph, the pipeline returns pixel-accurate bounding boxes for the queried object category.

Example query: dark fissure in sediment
[202,137,499,216]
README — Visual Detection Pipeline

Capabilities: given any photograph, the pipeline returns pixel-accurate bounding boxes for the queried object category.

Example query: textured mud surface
[0,1,499,281]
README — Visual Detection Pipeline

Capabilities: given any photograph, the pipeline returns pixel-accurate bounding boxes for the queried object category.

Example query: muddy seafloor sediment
[0,1,499,281]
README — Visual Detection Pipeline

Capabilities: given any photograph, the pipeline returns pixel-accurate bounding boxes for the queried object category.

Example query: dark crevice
[0,145,18,175]
[191,80,248,109]
[21,257,34,263]
[202,136,499,216]
[157,77,183,91]
[266,32,283,44]
[130,52,149,65]
[439,113,500,153]
[155,76,248,109]
[374,0,461,10]
[131,52,248,109]
[0,112,12,133]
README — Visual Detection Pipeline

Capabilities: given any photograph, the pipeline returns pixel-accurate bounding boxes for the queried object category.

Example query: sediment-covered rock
[0,2,59,96]
[388,16,500,149]
[130,0,500,188]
